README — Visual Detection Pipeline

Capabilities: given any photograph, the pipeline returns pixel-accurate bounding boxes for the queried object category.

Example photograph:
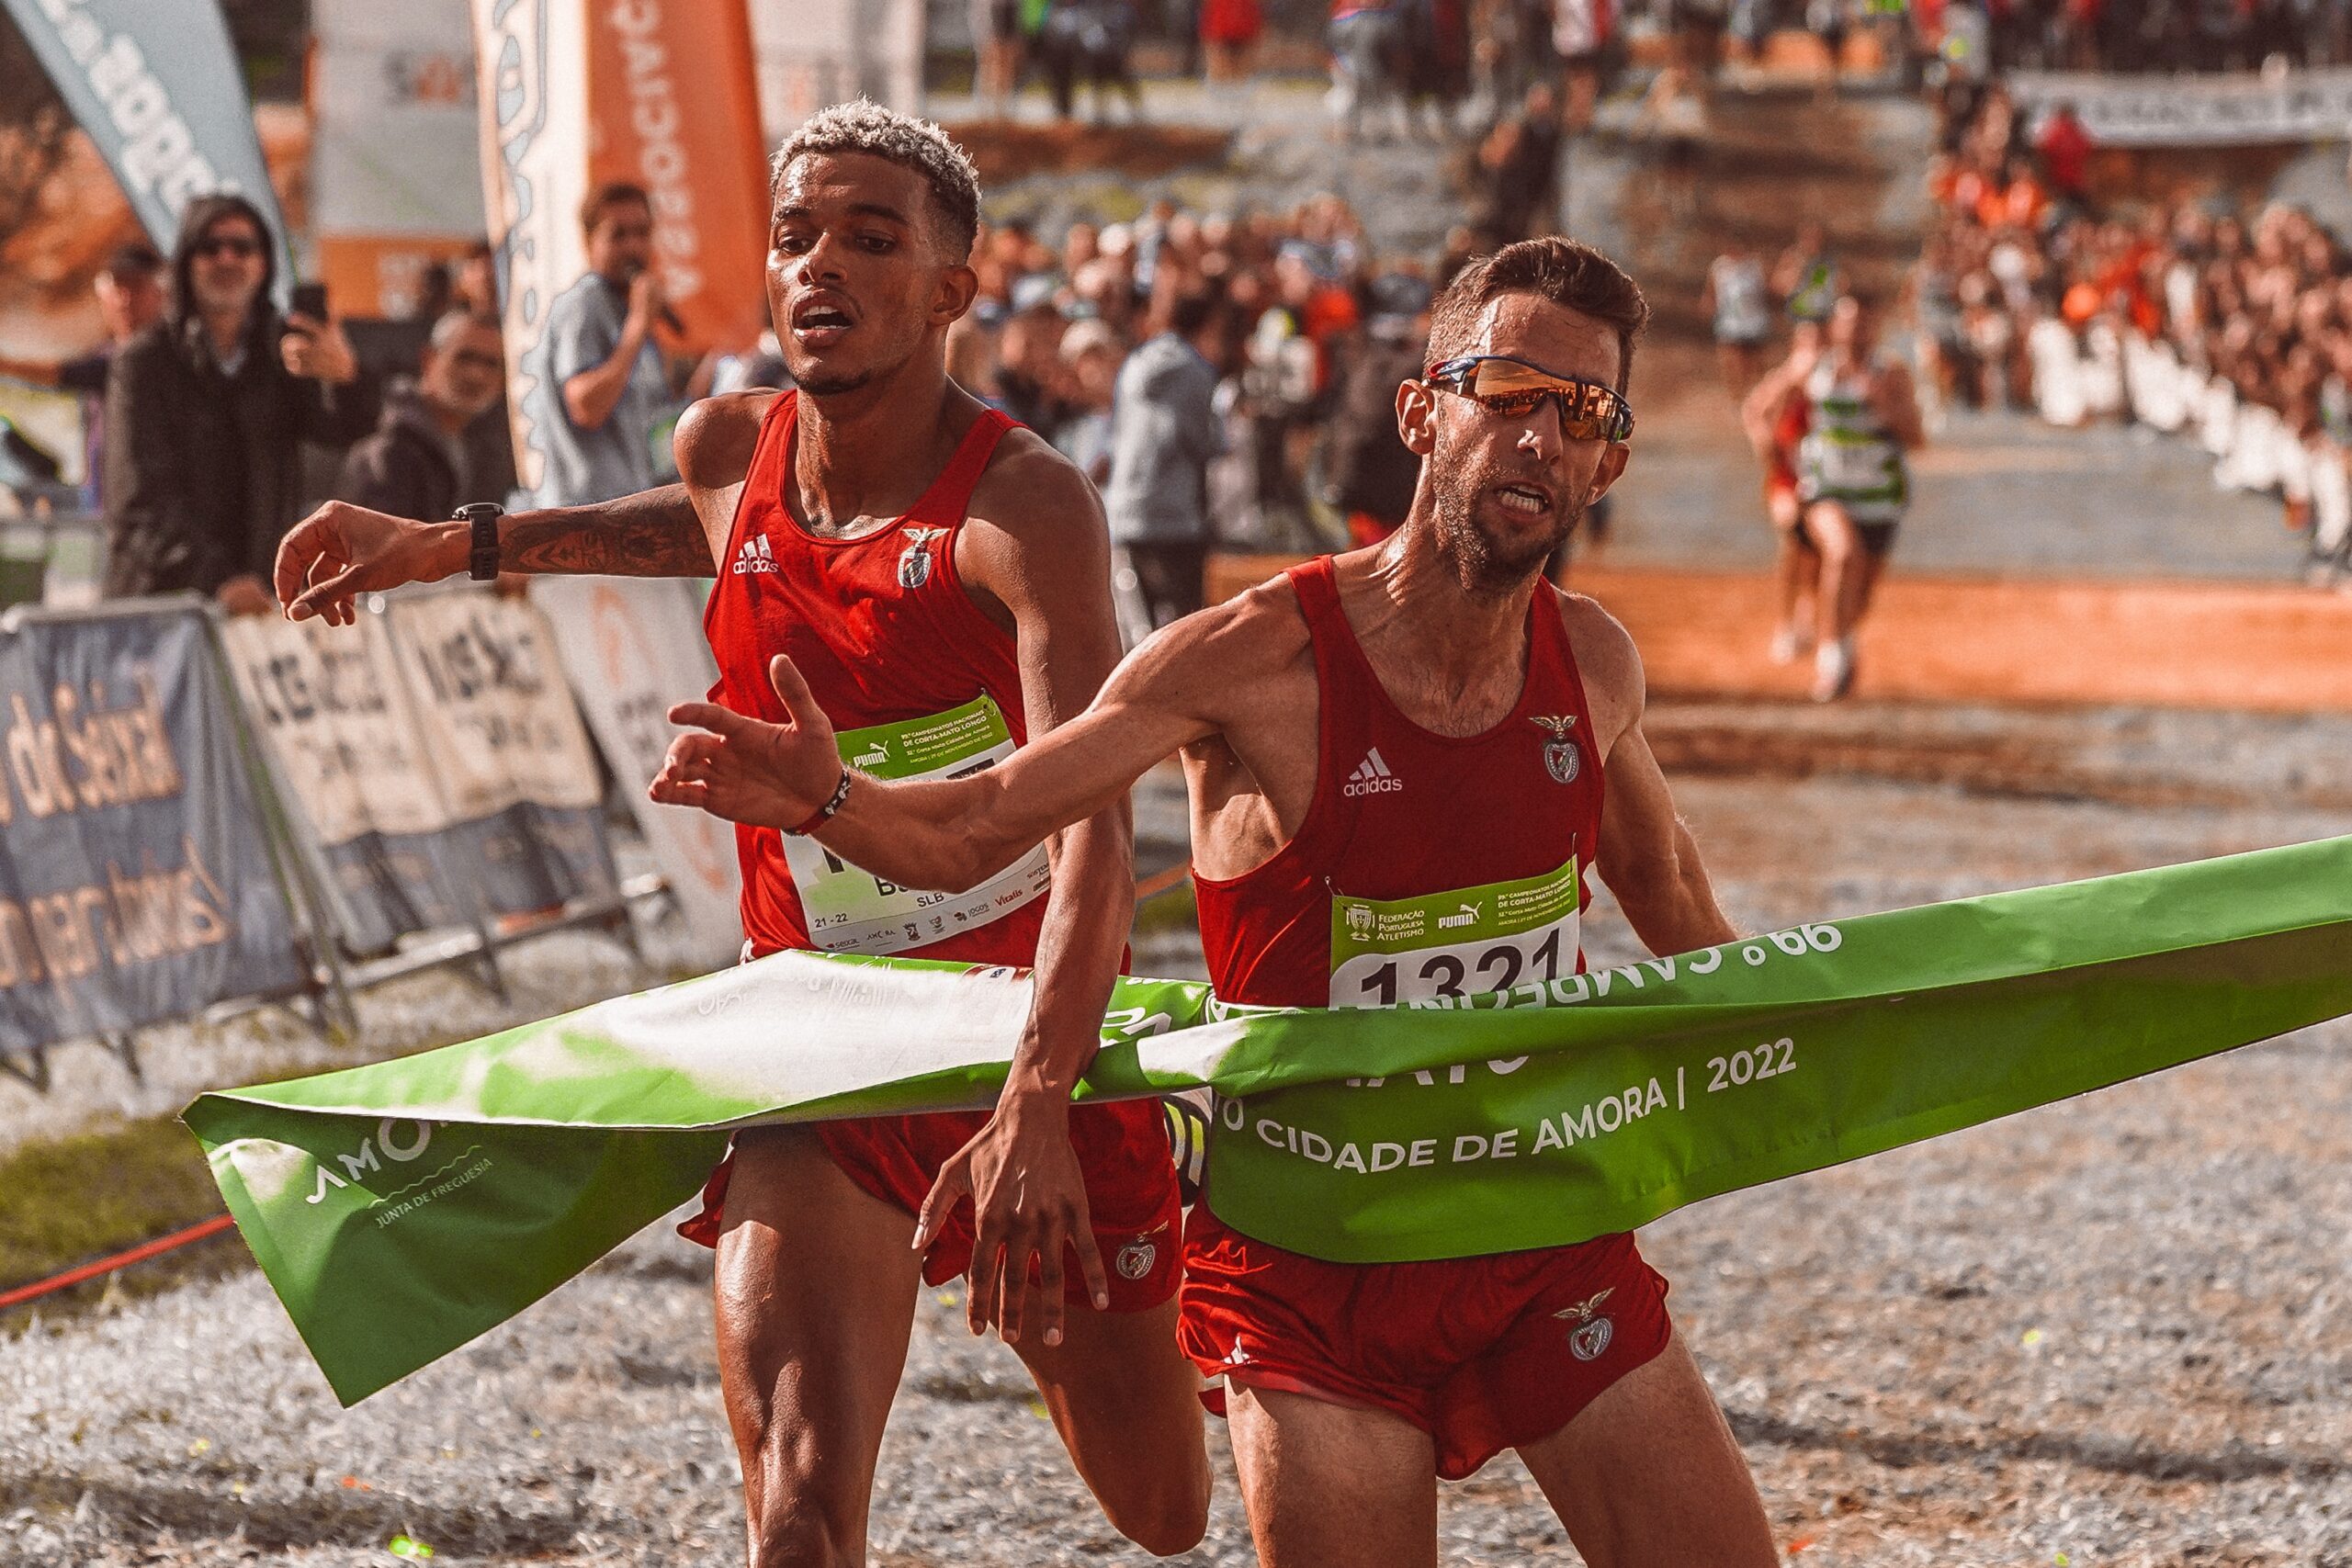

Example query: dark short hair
[771,100,983,263]
[1425,237,1649,392]
[579,181,651,237]
[104,241,164,279]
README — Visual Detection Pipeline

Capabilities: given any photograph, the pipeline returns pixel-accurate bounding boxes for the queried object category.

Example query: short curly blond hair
[772,100,982,261]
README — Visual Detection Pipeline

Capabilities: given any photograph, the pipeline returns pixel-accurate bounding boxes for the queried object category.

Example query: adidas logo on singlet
[732,534,777,575]
[1341,747,1404,797]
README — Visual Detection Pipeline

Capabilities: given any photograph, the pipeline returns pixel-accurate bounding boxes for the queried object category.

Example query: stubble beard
[1430,457,1588,599]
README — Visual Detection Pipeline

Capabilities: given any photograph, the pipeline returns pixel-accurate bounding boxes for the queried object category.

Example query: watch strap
[458,502,503,581]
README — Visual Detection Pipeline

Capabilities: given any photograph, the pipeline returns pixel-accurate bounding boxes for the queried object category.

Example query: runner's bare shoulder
[1140,567,1317,732]
[1550,584,1645,750]
[963,422,1106,550]
[673,389,780,493]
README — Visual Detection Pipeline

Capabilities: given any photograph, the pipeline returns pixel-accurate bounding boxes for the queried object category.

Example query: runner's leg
[1846,536,1891,629]
[1516,1330,1776,1568]
[1012,1298,1212,1555]
[1227,1384,1441,1568]
[713,1127,922,1567]
[1768,491,1818,660]
[1802,499,1861,648]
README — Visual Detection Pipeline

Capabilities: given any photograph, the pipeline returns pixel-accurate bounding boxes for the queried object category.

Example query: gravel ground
[4,746,2347,1567]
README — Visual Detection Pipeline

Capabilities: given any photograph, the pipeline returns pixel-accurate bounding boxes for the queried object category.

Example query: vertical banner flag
[309,0,488,319]
[585,0,772,358]
[0,0,293,287]
[746,0,925,145]
[470,0,590,503]
[531,578,742,969]
[0,605,304,1052]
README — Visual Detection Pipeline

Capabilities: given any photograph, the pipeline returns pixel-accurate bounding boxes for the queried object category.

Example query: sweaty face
[1423,293,1626,596]
[767,152,968,398]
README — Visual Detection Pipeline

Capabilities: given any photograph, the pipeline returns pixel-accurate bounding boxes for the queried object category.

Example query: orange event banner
[587,0,771,358]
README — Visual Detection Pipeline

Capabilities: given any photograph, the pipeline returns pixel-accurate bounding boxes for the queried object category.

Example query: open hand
[276,501,463,626]
[915,1093,1109,1348]
[651,654,843,830]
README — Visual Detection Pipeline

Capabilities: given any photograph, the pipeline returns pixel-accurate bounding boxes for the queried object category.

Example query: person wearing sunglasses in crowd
[651,236,1778,1568]
[103,193,376,614]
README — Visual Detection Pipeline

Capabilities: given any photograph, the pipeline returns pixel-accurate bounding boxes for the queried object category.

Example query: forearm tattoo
[500,485,716,576]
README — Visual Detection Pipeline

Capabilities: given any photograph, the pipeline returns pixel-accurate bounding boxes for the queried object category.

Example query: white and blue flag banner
[0,0,292,286]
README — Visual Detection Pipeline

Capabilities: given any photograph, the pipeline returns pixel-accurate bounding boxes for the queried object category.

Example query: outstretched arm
[654,622,1212,895]
[276,487,716,624]
[276,392,764,624]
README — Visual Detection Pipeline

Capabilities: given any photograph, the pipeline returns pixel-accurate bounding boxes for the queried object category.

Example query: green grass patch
[1131,878,1199,938]
[0,1114,237,1317]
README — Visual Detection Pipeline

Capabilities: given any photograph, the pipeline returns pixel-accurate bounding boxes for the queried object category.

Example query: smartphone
[289,282,329,323]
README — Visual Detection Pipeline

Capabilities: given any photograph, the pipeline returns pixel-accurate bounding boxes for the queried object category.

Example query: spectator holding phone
[103,194,377,611]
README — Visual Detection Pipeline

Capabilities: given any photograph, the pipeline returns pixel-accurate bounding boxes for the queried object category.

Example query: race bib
[1803,431,1899,494]
[781,694,1051,954]
[1329,855,1582,1009]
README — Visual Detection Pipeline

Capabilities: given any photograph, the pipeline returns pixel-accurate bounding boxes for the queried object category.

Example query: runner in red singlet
[656,237,1777,1566]
[1741,318,1824,666]
[269,103,1207,1564]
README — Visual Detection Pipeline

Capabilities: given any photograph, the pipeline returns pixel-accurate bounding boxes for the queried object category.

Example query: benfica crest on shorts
[1555,1288,1614,1362]
[899,527,945,590]
[1532,714,1581,784]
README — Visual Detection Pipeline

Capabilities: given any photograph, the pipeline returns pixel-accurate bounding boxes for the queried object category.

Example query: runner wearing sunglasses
[655,236,1776,1568]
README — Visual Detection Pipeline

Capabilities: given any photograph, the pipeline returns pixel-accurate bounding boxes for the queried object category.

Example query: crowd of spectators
[945,193,1465,621]
[1915,83,2352,582]
[1957,0,2352,74]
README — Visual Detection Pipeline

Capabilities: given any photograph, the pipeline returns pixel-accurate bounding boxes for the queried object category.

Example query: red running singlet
[1178,558,1672,1479]
[1193,555,1605,1011]
[702,390,1049,964]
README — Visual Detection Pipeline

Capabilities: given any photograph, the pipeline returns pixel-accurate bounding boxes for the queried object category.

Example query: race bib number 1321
[1328,855,1582,1009]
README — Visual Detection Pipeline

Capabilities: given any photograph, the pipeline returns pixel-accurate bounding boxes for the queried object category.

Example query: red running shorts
[680,1100,1182,1313]
[1178,1203,1672,1478]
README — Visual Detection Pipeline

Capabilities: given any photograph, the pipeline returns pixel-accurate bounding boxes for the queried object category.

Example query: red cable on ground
[1135,863,1193,901]
[0,1212,235,1312]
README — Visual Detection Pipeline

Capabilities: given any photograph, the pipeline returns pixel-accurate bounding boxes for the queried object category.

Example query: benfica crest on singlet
[899,527,945,589]
[1532,714,1581,784]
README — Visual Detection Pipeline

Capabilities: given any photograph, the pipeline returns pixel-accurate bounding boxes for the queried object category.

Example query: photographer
[103,195,377,610]
[529,181,695,507]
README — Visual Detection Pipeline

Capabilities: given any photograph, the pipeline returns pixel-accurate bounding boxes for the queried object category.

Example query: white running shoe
[1811,637,1856,702]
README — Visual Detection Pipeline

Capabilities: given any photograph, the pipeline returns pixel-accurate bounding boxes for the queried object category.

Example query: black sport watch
[457,502,504,581]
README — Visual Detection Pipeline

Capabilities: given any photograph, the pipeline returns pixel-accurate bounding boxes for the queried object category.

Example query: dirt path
[6,765,2347,1568]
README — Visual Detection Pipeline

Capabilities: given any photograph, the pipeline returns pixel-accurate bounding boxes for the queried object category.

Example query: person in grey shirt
[523,181,679,508]
[1102,292,1232,627]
